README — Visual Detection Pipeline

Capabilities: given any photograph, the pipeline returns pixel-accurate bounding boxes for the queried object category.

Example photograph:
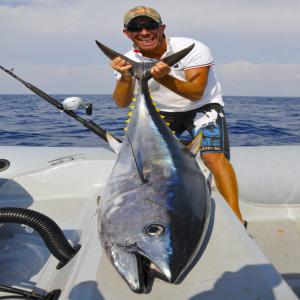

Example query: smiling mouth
[138,38,155,45]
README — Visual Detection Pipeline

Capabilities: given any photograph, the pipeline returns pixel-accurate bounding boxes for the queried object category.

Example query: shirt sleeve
[114,70,121,80]
[183,40,214,70]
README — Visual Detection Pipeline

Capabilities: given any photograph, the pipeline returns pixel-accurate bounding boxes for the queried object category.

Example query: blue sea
[0,95,299,147]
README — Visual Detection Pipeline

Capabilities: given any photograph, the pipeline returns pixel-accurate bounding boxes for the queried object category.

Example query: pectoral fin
[127,136,148,183]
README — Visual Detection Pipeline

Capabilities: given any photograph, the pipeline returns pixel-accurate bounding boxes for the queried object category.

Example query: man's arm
[113,76,135,108]
[111,57,135,108]
[151,62,210,101]
[112,58,209,106]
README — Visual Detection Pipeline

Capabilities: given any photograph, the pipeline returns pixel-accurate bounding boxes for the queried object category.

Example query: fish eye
[145,224,165,237]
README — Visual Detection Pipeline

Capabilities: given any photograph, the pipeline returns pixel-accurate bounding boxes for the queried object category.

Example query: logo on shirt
[172,62,184,71]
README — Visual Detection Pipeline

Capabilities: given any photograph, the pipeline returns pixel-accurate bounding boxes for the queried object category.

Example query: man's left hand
[150,61,171,79]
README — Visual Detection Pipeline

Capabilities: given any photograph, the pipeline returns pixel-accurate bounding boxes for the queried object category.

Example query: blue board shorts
[160,103,230,159]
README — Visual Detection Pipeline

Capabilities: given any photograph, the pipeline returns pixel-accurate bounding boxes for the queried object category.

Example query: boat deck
[242,202,300,298]
[0,146,299,299]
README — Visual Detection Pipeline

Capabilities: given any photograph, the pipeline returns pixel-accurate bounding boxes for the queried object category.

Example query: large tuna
[96,41,211,293]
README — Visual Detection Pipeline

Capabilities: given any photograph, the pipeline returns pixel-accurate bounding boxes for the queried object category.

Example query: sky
[0,0,299,97]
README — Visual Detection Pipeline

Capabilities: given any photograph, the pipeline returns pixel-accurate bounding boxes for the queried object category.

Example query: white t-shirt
[114,37,224,112]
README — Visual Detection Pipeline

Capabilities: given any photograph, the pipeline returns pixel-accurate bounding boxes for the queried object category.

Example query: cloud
[0,0,30,7]
[0,0,300,95]
[2,61,299,97]
[218,61,300,96]
[0,64,114,94]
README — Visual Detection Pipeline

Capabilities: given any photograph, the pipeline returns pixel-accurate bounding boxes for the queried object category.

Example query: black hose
[0,283,61,299]
[0,207,80,269]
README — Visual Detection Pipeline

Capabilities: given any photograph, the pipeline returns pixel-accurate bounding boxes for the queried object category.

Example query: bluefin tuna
[96,41,211,293]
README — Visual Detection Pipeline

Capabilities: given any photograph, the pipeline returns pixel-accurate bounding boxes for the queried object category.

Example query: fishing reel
[62,97,93,115]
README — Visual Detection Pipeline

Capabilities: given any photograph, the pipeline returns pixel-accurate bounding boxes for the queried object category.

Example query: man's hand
[150,61,171,79]
[112,57,135,108]
[111,57,132,79]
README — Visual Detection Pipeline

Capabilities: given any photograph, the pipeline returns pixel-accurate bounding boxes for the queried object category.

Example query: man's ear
[159,24,166,32]
[123,29,129,37]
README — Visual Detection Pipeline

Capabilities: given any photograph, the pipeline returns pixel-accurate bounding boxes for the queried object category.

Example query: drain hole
[0,159,10,172]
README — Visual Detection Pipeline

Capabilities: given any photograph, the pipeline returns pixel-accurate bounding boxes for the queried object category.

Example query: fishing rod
[0,65,121,144]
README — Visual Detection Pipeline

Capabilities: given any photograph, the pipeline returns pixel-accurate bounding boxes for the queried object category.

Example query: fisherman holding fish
[110,6,243,223]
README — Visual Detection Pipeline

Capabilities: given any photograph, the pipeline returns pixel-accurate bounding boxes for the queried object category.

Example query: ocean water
[0,94,299,148]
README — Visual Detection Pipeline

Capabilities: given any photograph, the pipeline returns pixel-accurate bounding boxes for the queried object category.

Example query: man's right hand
[111,57,132,79]
[112,57,135,108]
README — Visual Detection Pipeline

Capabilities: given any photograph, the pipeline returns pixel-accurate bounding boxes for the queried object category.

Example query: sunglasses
[126,21,160,33]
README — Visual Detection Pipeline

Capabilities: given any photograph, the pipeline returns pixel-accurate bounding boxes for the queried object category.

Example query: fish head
[105,225,172,293]
[100,189,205,293]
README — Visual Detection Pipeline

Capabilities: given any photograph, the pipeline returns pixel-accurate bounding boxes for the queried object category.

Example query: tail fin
[95,40,194,80]
[160,44,195,67]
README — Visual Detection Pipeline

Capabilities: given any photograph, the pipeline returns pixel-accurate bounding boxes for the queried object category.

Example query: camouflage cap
[123,6,162,27]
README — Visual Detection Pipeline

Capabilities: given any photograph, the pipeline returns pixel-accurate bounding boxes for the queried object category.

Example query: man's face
[123,17,166,53]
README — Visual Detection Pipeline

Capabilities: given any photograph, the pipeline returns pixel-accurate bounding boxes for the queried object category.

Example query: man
[111,6,243,222]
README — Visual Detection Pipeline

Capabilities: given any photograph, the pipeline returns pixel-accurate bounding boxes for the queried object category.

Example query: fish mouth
[129,253,172,293]
[110,244,174,294]
[134,254,155,293]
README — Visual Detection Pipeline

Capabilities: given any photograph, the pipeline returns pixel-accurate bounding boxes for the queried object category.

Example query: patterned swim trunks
[160,103,230,159]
